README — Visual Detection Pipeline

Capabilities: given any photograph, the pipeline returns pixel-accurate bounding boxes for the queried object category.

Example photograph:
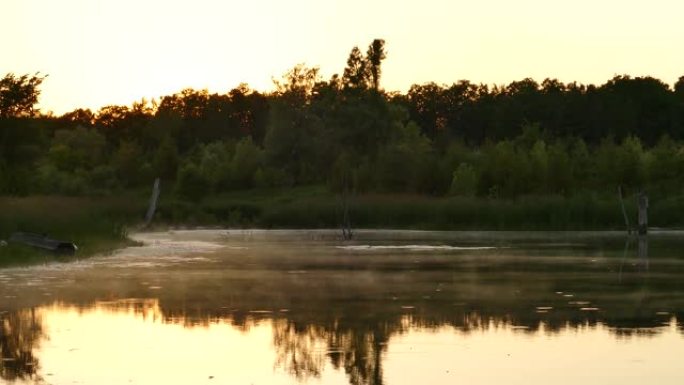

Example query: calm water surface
[1,230,683,385]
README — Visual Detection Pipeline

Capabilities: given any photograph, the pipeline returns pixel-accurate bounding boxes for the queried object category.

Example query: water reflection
[1,300,681,385]
[273,318,392,385]
[0,309,42,382]
[1,230,684,384]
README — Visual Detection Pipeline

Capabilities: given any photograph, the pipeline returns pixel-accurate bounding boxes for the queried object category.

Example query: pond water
[1,230,683,385]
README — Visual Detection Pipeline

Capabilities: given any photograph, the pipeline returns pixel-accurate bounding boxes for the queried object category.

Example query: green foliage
[450,163,478,196]
[263,100,320,185]
[328,152,354,192]
[35,163,88,195]
[646,136,684,193]
[254,167,292,188]
[479,140,530,198]
[529,140,549,193]
[113,140,146,187]
[196,141,233,190]
[49,126,106,171]
[375,121,432,192]
[155,186,684,231]
[616,135,646,188]
[0,118,46,194]
[153,136,179,181]
[547,142,572,194]
[175,162,210,201]
[5,45,684,223]
[231,137,261,188]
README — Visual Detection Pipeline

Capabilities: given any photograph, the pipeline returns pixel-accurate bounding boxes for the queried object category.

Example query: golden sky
[3,0,683,114]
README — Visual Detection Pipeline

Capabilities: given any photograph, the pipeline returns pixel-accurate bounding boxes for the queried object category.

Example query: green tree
[529,140,549,193]
[113,140,145,187]
[0,118,46,194]
[153,136,179,181]
[231,137,261,188]
[263,101,320,185]
[546,141,572,194]
[375,120,432,192]
[175,162,210,201]
[569,139,591,191]
[48,126,106,171]
[449,163,478,196]
[479,141,530,198]
[615,135,646,188]
[196,141,234,190]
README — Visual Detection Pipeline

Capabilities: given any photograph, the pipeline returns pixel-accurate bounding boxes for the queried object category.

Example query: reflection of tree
[273,318,399,385]
[0,309,42,382]
[273,321,327,379]
[332,327,385,385]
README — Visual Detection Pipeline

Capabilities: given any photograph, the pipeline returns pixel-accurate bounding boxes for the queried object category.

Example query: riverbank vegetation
[0,196,142,267]
[3,39,684,242]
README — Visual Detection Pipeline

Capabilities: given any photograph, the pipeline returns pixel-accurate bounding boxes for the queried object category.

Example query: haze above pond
[1,230,683,385]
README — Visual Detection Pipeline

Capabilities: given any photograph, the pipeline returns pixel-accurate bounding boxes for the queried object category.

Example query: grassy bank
[3,186,682,267]
[0,196,145,267]
[154,185,683,231]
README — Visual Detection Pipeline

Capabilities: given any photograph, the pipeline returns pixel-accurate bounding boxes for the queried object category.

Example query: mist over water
[2,230,683,385]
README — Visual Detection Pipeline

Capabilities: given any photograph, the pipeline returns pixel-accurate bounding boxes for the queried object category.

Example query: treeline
[2,39,684,200]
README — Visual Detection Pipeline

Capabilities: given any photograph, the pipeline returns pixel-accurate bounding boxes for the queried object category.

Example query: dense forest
[2,39,684,201]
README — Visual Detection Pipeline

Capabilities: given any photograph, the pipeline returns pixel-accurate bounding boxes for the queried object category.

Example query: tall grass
[257,194,633,230]
[3,186,677,267]
[152,186,672,231]
[0,196,145,267]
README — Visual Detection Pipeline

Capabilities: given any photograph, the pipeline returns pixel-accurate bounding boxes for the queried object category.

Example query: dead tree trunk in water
[144,178,160,228]
[637,192,648,235]
[638,235,649,272]
[340,170,353,241]
[341,187,353,241]
[618,185,631,234]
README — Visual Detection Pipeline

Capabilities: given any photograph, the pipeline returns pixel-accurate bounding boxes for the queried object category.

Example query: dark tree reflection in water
[1,230,684,385]
[273,319,394,385]
[0,309,42,382]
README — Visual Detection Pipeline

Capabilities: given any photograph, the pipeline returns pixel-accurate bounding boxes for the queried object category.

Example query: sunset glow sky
[3,0,684,114]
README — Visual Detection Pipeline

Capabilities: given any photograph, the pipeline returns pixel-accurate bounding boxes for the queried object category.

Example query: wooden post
[144,178,161,228]
[637,192,648,235]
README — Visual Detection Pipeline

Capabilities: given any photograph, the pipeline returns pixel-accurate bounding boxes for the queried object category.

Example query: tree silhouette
[0,73,46,118]
[366,39,386,90]
[343,47,369,90]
